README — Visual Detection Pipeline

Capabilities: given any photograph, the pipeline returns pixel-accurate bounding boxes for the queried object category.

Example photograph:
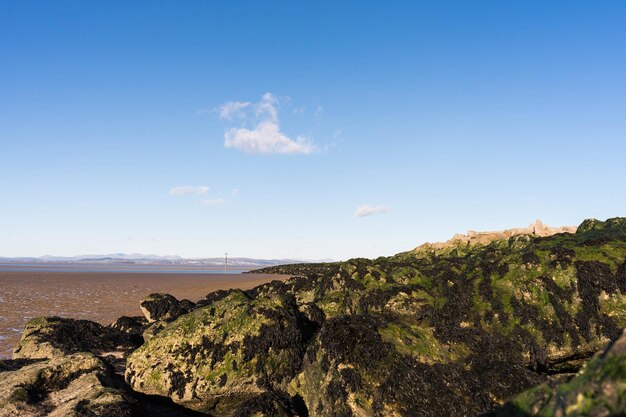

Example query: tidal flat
[0,271,286,358]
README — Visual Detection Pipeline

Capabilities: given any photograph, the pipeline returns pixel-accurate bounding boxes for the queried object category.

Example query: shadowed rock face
[488,327,626,417]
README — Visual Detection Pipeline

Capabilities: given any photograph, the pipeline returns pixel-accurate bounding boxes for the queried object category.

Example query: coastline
[0,271,288,359]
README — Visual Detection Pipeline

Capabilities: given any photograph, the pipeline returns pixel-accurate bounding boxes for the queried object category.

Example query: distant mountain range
[0,253,331,267]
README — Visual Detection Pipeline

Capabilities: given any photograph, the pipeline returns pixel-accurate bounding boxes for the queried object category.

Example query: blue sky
[1,1,625,260]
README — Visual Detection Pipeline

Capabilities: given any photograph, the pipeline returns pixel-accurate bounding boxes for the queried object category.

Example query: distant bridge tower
[224,252,228,273]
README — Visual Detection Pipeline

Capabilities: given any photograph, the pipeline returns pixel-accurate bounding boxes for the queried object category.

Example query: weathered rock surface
[257,217,626,416]
[140,293,194,323]
[13,317,142,359]
[0,352,133,417]
[489,327,626,416]
[0,353,220,417]
[293,313,543,417]
[413,219,577,252]
[126,289,313,415]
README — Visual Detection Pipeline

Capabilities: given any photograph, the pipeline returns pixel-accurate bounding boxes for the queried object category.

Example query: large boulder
[125,289,311,415]
[13,317,141,360]
[0,352,134,417]
[292,314,541,417]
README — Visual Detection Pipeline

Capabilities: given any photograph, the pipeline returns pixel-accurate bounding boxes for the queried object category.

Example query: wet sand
[0,271,287,358]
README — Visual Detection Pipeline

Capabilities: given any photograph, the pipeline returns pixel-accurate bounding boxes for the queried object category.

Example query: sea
[0,264,284,359]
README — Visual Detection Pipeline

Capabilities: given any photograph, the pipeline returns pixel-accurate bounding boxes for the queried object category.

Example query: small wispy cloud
[220,93,316,155]
[169,185,210,196]
[218,101,252,120]
[354,204,392,218]
[231,188,240,197]
[201,198,226,206]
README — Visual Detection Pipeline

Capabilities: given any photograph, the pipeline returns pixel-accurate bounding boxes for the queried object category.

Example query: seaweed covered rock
[231,392,300,417]
[250,262,341,277]
[110,315,148,336]
[13,317,141,360]
[0,352,134,417]
[125,289,311,415]
[139,293,192,323]
[12,216,621,417]
[490,327,626,417]
[292,314,541,417]
[242,218,626,416]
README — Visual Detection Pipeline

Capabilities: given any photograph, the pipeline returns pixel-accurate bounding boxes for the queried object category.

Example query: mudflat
[0,271,287,358]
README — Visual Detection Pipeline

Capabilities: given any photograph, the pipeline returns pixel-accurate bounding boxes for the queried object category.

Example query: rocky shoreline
[2,217,626,416]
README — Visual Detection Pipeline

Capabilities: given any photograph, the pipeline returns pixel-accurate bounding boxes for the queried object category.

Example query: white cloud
[220,93,316,155]
[224,122,315,154]
[231,188,240,197]
[218,101,251,120]
[169,185,210,196]
[354,204,392,218]
[200,198,226,206]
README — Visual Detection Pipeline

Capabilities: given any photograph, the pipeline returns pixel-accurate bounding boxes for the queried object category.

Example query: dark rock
[491,327,626,416]
[109,316,148,336]
[139,293,186,323]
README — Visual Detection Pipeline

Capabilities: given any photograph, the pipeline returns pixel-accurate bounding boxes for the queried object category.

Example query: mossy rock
[125,289,312,415]
[13,317,141,360]
[251,217,626,416]
[0,352,134,417]
[292,314,542,417]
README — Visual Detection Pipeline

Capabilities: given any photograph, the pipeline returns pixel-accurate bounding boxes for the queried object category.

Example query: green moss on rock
[125,290,312,415]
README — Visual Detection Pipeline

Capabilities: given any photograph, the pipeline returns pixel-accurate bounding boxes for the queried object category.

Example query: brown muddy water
[0,271,287,358]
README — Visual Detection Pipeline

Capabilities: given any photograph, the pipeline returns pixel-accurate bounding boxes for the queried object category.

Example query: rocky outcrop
[13,317,142,360]
[139,293,194,323]
[489,327,626,416]
[0,352,134,417]
[4,216,626,417]
[293,314,543,417]
[125,289,313,415]
[249,263,340,278]
[413,219,577,253]
[0,351,221,417]
[252,217,626,416]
